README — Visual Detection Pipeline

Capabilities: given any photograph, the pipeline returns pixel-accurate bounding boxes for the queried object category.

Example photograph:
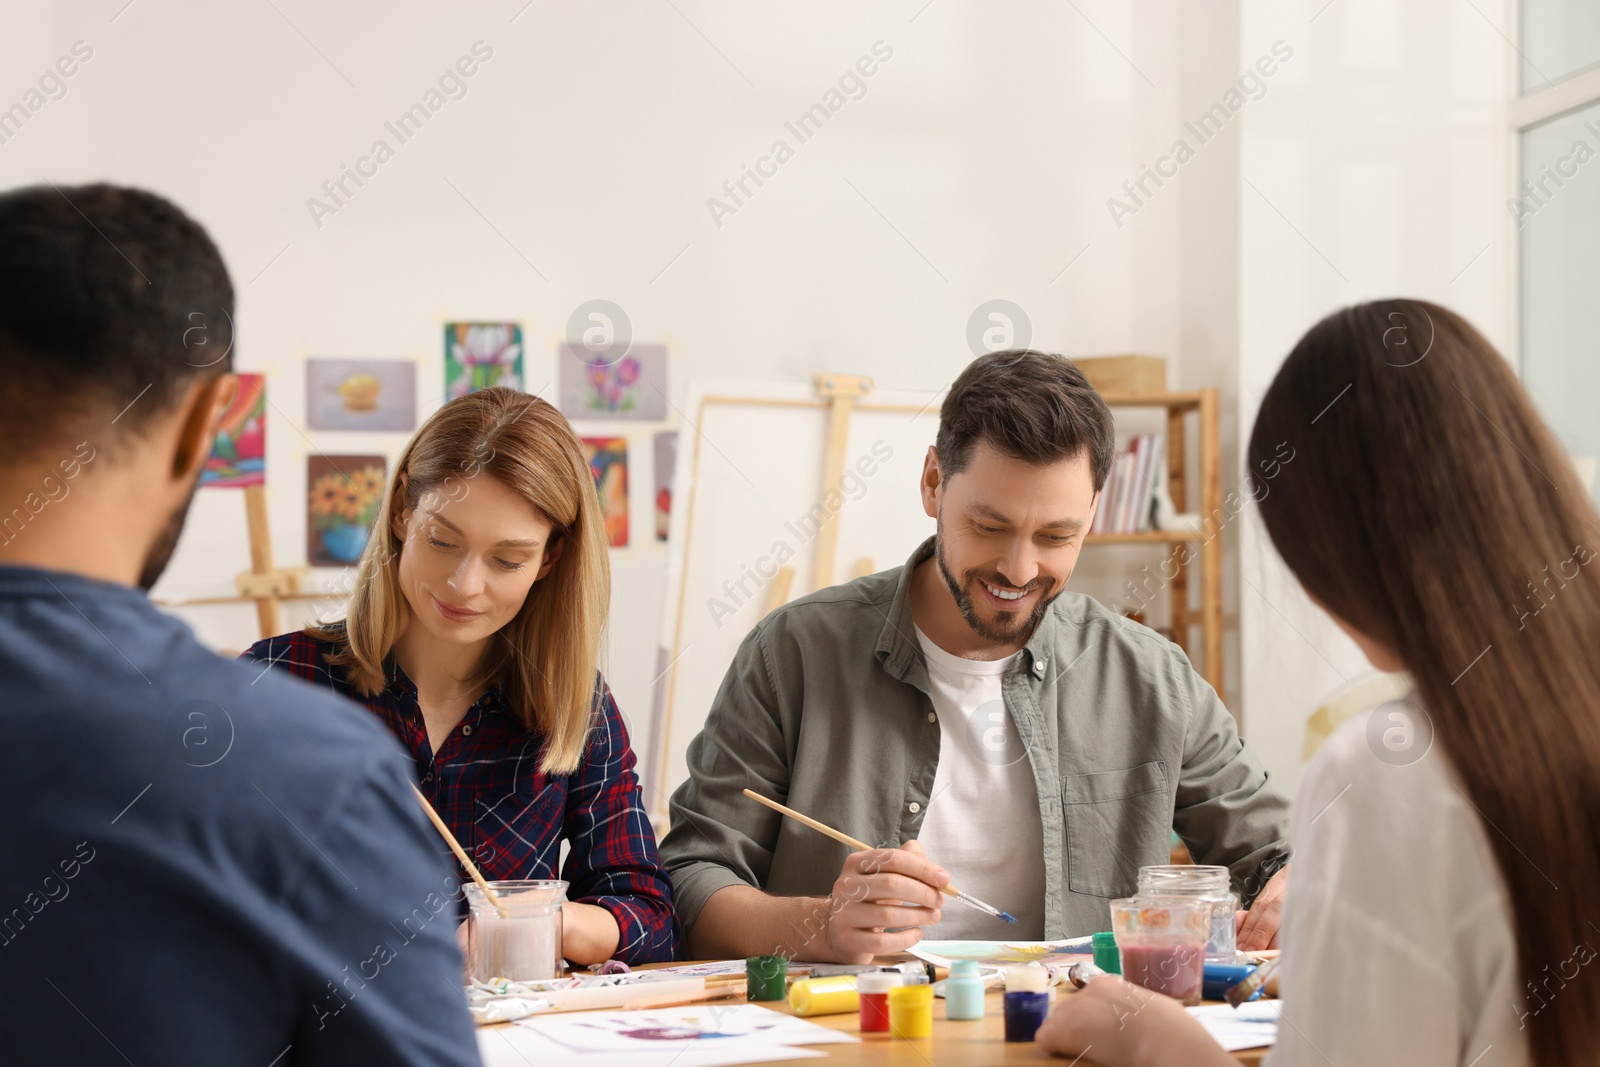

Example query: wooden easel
[156,484,315,643]
[759,373,875,618]
[235,484,309,638]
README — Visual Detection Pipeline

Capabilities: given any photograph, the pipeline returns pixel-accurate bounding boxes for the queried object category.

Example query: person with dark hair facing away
[661,350,1294,962]
[0,184,479,1066]
[1039,299,1580,1065]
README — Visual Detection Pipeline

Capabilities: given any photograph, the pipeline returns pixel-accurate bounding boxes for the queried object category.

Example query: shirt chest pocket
[1060,761,1171,899]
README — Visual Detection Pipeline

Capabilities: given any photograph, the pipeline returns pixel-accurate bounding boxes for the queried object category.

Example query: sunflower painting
[306,454,388,566]
[581,437,629,549]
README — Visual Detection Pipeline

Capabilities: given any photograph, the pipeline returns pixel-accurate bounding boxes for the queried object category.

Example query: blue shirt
[0,565,480,1067]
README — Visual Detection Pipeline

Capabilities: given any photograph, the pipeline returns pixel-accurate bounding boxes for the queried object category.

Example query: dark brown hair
[936,349,1116,490]
[1249,298,1600,1065]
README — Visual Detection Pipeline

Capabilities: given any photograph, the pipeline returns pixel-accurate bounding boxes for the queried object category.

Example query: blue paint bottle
[944,959,985,1020]
[1202,962,1261,1002]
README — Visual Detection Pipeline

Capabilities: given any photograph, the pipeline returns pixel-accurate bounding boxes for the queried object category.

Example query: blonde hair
[310,387,609,774]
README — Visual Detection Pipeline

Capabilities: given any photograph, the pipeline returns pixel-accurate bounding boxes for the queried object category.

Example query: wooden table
[756,984,1268,1066]
[488,966,1270,1066]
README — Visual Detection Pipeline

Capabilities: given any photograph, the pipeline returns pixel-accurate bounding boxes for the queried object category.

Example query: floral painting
[581,436,629,549]
[654,430,676,542]
[558,342,667,421]
[445,322,523,399]
[306,454,387,566]
[201,372,266,487]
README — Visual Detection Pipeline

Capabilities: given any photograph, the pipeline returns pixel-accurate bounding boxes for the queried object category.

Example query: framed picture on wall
[306,454,387,566]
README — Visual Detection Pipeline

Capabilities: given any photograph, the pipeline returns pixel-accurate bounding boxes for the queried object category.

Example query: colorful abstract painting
[582,436,629,549]
[558,342,667,421]
[306,454,388,566]
[654,431,676,542]
[201,372,266,487]
[445,322,523,399]
[307,358,416,431]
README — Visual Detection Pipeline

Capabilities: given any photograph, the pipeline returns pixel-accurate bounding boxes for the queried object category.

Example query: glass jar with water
[1136,865,1239,963]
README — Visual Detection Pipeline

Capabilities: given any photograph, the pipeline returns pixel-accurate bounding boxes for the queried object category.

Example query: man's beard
[934,530,1060,645]
[137,480,200,592]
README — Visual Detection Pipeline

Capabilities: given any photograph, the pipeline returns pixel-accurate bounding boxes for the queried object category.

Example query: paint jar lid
[857,971,903,994]
[949,959,980,979]
[1091,931,1118,949]
[1005,963,1049,993]
[888,982,933,1005]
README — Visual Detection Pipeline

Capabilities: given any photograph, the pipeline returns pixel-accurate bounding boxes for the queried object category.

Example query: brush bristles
[998,911,1018,923]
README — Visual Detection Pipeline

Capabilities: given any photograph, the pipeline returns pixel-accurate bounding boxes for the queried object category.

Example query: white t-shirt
[1266,696,1530,1067]
[913,626,1047,939]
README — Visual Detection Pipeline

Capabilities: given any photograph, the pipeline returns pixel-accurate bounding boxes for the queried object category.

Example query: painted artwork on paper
[653,431,676,542]
[201,372,266,488]
[306,454,388,566]
[558,342,667,421]
[445,322,523,399]
[307,358,416,432]
[581,436,629,549]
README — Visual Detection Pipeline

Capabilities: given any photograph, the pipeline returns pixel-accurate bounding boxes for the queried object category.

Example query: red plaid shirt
[244,630,679,964]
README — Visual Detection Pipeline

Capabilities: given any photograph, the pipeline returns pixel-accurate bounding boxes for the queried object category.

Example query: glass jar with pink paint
[1108,895,1212,1006]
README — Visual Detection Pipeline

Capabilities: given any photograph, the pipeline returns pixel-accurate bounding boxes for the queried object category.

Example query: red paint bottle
[857,971,900,1032]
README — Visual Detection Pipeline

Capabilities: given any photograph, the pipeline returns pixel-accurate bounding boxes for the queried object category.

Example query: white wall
[1235,0,1512,790]
[2,0,1197,745]
[2,0,1512,792]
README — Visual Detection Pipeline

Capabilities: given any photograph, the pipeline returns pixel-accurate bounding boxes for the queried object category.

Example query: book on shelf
[1092,433,1165,535]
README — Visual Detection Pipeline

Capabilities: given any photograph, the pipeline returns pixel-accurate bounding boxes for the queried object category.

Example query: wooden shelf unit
[1083,388,1223,701]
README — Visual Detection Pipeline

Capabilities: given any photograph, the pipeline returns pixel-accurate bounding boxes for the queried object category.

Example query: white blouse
[1266,697,1531,1067]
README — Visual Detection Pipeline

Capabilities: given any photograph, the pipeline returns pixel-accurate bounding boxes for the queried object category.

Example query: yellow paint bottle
[787,975,860,1017]
[888,983,934,1039]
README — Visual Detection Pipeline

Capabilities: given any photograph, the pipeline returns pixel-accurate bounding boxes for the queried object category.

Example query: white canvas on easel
[641,379,943,825]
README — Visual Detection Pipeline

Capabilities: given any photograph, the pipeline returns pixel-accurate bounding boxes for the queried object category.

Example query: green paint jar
[746,955,788,1001]
[1092,931,1121,974]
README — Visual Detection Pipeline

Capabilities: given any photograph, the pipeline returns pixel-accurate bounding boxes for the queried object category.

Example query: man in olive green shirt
[660,350,1292,963]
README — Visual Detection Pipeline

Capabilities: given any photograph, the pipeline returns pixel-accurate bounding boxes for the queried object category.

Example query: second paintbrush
[741,788,1017,925]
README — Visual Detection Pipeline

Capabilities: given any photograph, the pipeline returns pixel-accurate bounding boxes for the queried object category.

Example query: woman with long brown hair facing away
[1039,299,1600,1065]
[247,387,678,965]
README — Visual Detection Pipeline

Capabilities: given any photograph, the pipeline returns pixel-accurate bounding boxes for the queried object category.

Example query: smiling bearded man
[660,349,1293,963]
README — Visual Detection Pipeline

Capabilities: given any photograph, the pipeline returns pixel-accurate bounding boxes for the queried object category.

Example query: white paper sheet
[479,1025,824,1067]
[1186,1000,1281,1052]
[523,1004,858,1053]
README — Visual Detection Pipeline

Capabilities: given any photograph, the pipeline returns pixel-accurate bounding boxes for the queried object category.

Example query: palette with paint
[910,937,1094,966]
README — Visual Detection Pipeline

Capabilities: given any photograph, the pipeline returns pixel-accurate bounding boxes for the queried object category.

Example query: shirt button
[927,712,936,723]
[1034,659,1048,675]
[422,772,435,785]
[461,724,473,736]
[908,801,921,814]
